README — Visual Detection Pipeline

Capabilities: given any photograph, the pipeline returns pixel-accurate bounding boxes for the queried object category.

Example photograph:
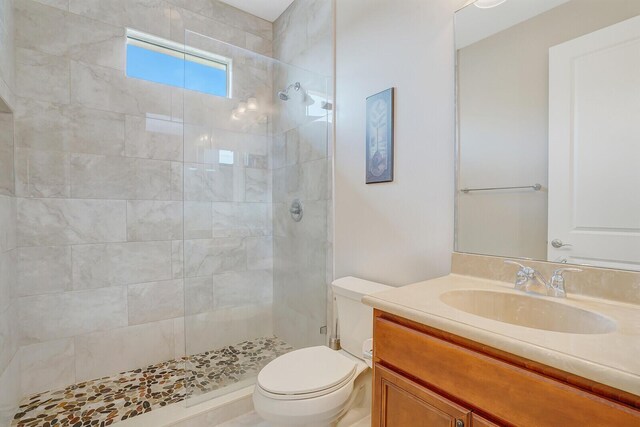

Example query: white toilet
[253,277,391,426]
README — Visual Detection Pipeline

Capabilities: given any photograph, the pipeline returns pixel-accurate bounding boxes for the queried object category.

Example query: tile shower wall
[0,115,18,426]
[271,0,333,349]
[0,1,19,425]
[12,0,273,397]
[0,0,14,110]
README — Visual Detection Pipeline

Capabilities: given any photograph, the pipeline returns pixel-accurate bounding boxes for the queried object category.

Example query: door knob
[551,239,572,249]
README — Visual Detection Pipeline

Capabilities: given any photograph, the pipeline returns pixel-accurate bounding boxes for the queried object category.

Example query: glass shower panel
[182,30,330,406]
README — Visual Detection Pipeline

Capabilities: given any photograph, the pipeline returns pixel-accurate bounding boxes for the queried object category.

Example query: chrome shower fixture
[278,82,301,101]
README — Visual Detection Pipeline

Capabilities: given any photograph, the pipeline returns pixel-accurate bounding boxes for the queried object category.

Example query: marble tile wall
[271,0,333,349]
[0,0,14,111]
[11,0,275,400]
[0,2,19,425]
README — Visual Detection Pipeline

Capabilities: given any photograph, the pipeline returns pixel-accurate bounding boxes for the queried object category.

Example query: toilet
[253,277,391,426]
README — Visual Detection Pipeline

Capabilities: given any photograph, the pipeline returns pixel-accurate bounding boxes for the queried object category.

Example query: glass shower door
[181,30,331,405]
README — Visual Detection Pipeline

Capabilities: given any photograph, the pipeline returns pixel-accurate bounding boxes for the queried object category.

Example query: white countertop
[362,274,640,396]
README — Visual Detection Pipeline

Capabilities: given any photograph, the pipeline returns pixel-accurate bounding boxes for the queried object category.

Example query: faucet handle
[504,260,534,289]
[548,267,582,297]
[504,259,528,270]
[552,267,583,275]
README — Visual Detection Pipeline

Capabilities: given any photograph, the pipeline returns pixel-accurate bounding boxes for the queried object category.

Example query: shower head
[278,82,301,101]
[278,91,290,101]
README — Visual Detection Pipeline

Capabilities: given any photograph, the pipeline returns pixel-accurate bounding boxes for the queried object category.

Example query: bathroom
[0,0,638,426]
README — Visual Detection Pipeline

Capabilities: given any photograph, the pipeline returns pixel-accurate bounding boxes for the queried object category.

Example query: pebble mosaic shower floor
[12,337,292,427]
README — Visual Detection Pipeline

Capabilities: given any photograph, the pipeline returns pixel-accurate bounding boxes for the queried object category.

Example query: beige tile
[14,148,70,198]
[172,316,185,359]
[0,194,16,252]
[128,279,184,325]
[70,61,171,117]
[171,239,184,279]
[69,153,136,199]
[126,200,183,241]
[0,351,20,427]
[15,0,125,70]
[245,237,272,271]
[184,201,212,239]
[20,338,75,395]
[0,249,15,312]
[183,304,271,355]
[244,168,270,203]
[212,270,272,309]
[17,198,126,246]
[169,7,245,46]
[69,0,171,39]
[31,0,68,10]
[212,202,271,238]
[183,237,246,278]
[16,246,72,297]
[74,320,174,381]
[18,287,128,343]
[0,304,18,371]
[185,276,213,315]
[72,241,173,289]
[0,113,14,196]
[125,115,183,162]
[183,163,234,202]
[171,0,272,40]
[14,98,126,156]
[70,154,173,200]
[15,48,69,104]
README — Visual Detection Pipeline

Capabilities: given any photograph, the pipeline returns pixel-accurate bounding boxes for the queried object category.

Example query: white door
[548,15,640,270]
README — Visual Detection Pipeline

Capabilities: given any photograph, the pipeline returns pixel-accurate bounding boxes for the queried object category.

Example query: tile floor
[12,337,292,427]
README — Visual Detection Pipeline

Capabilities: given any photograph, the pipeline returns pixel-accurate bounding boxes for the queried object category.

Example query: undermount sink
[440,290,616,334]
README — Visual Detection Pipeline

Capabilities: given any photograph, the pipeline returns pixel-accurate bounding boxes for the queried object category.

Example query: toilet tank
[332,277,392,358]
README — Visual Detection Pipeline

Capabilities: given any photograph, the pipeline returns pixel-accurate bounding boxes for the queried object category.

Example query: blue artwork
[366,88,395,183]
[126,44,228,97]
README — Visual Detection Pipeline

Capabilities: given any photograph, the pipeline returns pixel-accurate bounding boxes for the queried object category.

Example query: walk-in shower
[9,27,331,427]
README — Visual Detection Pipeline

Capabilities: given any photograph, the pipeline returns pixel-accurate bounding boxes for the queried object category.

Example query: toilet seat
[257,346,357,400]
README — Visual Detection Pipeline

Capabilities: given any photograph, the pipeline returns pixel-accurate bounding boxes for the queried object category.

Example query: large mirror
[455,0,640,271]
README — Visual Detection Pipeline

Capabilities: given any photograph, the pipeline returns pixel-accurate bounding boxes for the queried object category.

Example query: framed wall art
[366,87,394,184]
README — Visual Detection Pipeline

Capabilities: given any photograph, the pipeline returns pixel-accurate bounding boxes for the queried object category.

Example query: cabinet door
[471,414,501,427]
[373,364,471,427]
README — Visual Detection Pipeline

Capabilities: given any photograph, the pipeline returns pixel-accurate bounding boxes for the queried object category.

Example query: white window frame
[126,28,233,98]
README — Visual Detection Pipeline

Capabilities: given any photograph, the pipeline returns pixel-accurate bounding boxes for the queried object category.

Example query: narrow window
[126,29,232,98]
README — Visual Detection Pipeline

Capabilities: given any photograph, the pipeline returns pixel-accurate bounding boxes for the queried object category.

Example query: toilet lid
[257,346,357,396]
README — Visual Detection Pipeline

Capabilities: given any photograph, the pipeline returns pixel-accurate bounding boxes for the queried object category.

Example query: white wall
[334,0,461,286]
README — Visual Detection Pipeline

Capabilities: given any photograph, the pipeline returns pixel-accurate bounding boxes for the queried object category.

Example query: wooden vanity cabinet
[374,364,470,427]
[372,310,640,427]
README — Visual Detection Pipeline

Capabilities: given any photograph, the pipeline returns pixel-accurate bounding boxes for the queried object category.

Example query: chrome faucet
[504,260,582,298]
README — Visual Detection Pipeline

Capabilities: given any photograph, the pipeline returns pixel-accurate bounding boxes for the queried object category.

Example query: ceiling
[455,0,571,49]
[218,0,295,22]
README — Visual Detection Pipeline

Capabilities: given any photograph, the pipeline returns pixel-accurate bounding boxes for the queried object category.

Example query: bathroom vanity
[364,274,640,426]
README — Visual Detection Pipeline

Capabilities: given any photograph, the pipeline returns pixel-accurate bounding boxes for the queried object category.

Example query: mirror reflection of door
[455,0,640,272]
[548,15,640,270]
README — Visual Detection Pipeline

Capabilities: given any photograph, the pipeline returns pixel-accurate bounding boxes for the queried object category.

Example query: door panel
[548,15,640,270]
